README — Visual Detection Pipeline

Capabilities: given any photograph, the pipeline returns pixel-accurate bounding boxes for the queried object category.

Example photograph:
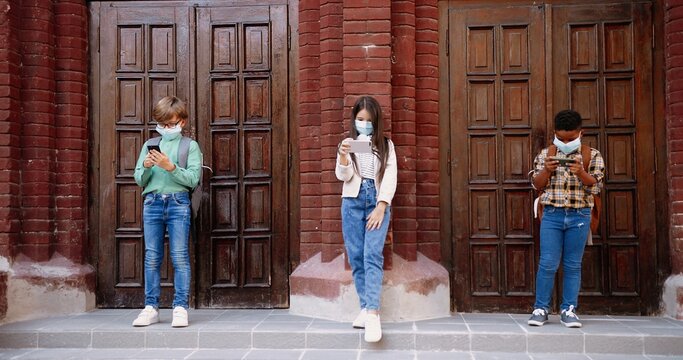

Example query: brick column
[391,1,418,261]
[298,0,322,262]
[54,0,89,263]
[0,0,22,261]
[20,0,57,262]
[415,1,440,261]
[665,0,683,319]
[320,0,345,263]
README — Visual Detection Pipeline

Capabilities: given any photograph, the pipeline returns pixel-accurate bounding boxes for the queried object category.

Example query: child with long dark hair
[336,96,397,342]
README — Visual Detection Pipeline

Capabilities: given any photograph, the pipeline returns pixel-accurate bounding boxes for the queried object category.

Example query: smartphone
[348,139,372,153]
[549,156,576,167]
[147,144,161,153]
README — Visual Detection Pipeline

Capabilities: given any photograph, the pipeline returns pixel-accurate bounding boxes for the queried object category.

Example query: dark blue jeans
[143,192,191,309]
[341,179,391,311]
[534,205,591,312]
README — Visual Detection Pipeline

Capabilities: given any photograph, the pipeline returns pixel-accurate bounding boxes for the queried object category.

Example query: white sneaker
[364,313,382,342]
[171,306,189,327]
[132,305,159,327]
[352,309,367,328]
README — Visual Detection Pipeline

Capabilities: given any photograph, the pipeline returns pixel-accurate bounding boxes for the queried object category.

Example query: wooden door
[94,2,289,308]
[551,2,657,313]
[195,5,289,308]
[450,5,546,312]
[449,1,658,314]
[96,3,192,307]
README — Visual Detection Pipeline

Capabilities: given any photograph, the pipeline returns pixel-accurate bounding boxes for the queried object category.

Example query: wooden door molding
[449,4,546,312]
[445,1,659,313]
[92,1,289,308]
[195,4,289,308]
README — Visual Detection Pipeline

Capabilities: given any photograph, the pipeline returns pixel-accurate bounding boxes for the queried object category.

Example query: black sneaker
[527,308,548,326]
[560,305,582,328]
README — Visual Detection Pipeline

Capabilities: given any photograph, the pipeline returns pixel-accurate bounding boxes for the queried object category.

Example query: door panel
[97,3,191,307]
[551,2,656,313]
[450,2,658,314]
[195,5,288,308]
[450,5,546,312]
[95,2,288,308]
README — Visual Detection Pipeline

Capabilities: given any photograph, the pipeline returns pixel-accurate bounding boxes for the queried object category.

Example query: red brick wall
[0,0,88,263]
[298,0,440,263]
[667,0,683,273]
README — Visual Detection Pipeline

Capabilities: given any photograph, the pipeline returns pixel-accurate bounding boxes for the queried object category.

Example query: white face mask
[156,124,183,141]
[553,135,581,154]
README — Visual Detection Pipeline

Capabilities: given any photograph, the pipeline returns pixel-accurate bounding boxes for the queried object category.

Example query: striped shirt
[532,147,605,209]
[355,135,375,180]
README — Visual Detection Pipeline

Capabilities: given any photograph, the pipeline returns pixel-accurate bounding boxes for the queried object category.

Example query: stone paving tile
[584,335,645,354]
[243,349,303,359]
[585,355,650,360]
[145,329,198,348]
[214,310,272,322]
[413,323,469,333]
[416,351,472,360]
[527,333,584,354]
[254,321,311,331]
[529,354,590,360]
[0,349,35,360]
[471,352,532,360]
[306,331,361,349]
[185,349,249,359]
[12,348,89,359]
[253,331,306,349]
[643,335,683,356]
[302,349,360,360]
[415,333,469,351]
[0,332,38,348]
[197,321,260,331]
[265,314,315,322]
[468,324,526,334]
[133,349,194,359]
[307,319,359,332]
[91,331,146,348]
[361,333,415,351]
[197,331,252,349]
[461,314,517,325]
[37,331,91,348]
[359,350,416,360]
[76,348,145,359]
[470,333,526,353]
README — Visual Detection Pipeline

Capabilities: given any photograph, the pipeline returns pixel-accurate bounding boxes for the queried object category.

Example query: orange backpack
[535,144,601,241]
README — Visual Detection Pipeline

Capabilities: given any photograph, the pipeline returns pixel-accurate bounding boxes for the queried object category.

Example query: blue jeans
[143,192,191,309]
[534,205,591,312]
[341,179,391,311]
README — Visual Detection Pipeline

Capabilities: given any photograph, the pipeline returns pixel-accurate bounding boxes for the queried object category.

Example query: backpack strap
[178,136,192,169]
[580,144,591,173]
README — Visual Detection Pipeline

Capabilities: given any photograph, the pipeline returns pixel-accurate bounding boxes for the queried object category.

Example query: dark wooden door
[94,2,289,308]
[195,5,289,308]
[450,5,546,312]
[96,3,192,307]
[551,2,657,313]
[449,2,657,313]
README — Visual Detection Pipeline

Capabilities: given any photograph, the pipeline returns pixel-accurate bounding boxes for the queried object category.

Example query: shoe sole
[561,321,582,328]
[353,325,365,329]
[527,320,547,326]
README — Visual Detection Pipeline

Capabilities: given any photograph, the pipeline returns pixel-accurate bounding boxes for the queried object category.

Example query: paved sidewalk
[0,309,682,359]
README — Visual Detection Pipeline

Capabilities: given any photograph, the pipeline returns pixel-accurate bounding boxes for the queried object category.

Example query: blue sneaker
[561,305,582,328]
[527,308,548,326]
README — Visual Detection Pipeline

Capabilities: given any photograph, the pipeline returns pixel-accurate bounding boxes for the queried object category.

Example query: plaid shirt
[532,147,605,209]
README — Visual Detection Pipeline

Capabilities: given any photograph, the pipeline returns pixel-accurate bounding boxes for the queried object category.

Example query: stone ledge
[1,254,96,325]
[289,252,450,322]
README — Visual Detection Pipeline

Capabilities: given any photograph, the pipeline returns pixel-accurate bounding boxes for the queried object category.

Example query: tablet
[348,139,372,153]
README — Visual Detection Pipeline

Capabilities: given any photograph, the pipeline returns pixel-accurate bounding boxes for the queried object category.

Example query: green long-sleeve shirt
[134,136,202,195]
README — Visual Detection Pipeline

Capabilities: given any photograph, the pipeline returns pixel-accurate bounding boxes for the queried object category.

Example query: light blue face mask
[156,124,183,141]
[354,120,373,136]
[553,135,581,154]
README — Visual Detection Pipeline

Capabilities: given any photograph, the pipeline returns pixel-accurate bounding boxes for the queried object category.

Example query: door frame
[88,0,299,308]
[438,0,669,314]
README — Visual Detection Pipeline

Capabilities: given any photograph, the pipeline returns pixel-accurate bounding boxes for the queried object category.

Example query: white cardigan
[335,138,398,205]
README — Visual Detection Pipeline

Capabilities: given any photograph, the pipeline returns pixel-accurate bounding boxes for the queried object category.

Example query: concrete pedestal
[290,252,450,322]
[662,274,683,320]
[1,254,95,325]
